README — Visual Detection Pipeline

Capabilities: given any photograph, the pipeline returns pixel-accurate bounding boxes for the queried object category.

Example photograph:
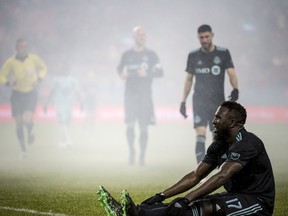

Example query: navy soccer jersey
[117,48,163,125]
[203,128,275,210]
[117,48,162,97]
[185,46,234,104]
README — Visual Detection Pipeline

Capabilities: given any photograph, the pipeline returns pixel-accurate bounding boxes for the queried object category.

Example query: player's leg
[23,89,37,145]
[206,193,270,216]
[192,99,209,164]
[15,115,27,156]
[11,91,27,157]
[23,111,35,145]
[195,126,207,164]
[57,105,71,148]
[139,123,148,166]
[125,98,137,165]
[97,186,123,216]
[126,122,135,165]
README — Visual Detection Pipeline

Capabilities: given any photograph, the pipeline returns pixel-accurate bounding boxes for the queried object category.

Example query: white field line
[0,206,69,216]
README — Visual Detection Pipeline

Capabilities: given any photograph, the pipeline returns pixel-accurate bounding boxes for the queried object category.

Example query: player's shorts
[56,104,73,124]
[124,95,155,126]
[192,96,223,131]
[207,192,274,216]
[10,89,37,117]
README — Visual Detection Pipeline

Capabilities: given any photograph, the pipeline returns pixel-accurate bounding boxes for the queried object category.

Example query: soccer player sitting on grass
[97,101,275,216]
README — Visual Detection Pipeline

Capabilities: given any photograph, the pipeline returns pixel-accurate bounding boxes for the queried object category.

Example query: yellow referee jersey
[0,53,47,92]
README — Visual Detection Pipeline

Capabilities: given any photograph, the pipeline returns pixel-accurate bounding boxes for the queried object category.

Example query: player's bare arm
[226,67,238,89]
[119,68,128,80]
[162,162,214,199]
[182,73,193,102]
[184,161,243,202]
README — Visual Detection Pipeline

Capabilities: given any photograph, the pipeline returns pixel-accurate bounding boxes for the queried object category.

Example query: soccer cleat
[121,189,139,216]
[97,186,123,216]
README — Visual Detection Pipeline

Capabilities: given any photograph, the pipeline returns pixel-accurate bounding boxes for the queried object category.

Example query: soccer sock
[126,127,135,164]
[16,126,26,152]
[25,122,33,136]
[195,135,206,163]
[139,126,148,165]
[60,124,69,143]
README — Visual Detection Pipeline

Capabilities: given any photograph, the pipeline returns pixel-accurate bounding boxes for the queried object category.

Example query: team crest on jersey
[211,65,221,75]
[140,62,149,70]
[142,55,149,62]
[228,152,240,160]
[194,115,201,124]
[213,56,221,64]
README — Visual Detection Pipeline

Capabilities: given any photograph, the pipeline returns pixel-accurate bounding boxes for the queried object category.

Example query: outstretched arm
[162,162,214,199]
[227,68,238,90]
[184,161,243,202]
[181,73,193,103]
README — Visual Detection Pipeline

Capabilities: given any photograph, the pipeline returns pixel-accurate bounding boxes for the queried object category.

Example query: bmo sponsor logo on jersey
[195,65,221,75]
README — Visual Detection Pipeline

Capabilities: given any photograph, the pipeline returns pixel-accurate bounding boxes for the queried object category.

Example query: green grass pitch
[0,122,287,215]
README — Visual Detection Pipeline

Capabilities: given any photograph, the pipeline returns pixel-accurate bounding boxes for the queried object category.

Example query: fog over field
[0,0,287,174]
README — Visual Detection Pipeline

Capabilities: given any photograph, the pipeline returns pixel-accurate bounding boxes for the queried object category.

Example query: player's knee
[190,199,224,216]
[209,198,225,216]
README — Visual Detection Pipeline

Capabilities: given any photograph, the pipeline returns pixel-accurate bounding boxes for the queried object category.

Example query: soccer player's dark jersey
[118,48,162,97]
[185,46,234,105]
[203,128,275,211]
[117,48,163,124]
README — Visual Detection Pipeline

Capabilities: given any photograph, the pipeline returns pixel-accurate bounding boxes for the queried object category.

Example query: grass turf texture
[0,122,287,216]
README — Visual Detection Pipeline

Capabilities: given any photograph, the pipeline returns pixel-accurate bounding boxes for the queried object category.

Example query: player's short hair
[220,101,247,125]
[198,24,212,33]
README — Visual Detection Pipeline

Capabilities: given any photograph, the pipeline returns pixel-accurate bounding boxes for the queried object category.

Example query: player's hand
[229,88,239,101]
[164,197,189,216]
[137,69,147,77]
[141,193,166,205]
[180,102,188,118]
[119,71,128,80]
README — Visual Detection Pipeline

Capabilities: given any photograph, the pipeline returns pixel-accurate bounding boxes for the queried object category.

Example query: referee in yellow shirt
[0,38,47,158]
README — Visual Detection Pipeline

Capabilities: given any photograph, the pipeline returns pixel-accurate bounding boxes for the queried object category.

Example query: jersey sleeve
[202,142,219,165]
[0,58,13,84]
[227,140,259,166]
[224,50,234,69]
[185,52,195,74]
[32,54,47,80]
[117,52,127,75]
[149,51,163,78]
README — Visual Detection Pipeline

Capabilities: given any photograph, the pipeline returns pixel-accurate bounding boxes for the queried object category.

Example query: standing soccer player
[117,26,163,166]
[44,65,82,149]
[180,24,239,164]
[0,38,47,158]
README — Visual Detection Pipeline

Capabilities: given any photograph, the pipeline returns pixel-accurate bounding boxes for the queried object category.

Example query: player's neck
[133,45,144,52]
[201,44,215,53]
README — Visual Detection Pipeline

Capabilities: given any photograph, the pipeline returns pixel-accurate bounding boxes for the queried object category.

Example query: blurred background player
[117,26,163,166]
[81,70,98,129]
[44,64,82,148]
[0,38,47,158]
[180,24,239,164]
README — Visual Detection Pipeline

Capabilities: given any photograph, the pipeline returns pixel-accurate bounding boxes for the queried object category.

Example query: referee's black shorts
[10,89,37,117]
